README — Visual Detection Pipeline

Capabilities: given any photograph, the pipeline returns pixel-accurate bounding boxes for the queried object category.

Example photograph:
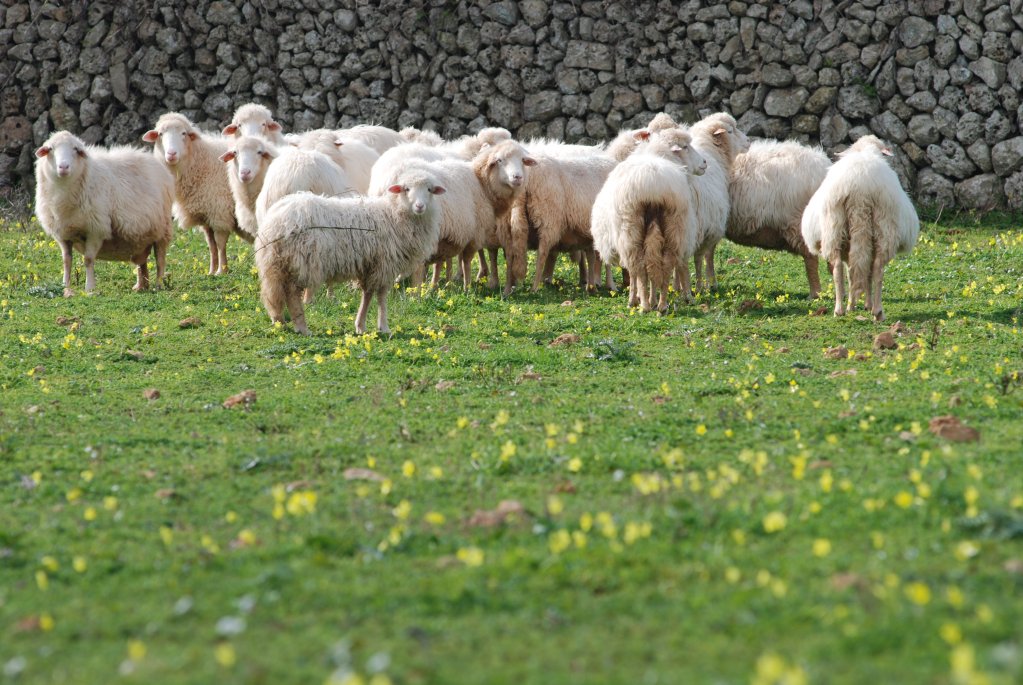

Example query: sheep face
[220,137,275,184]
[36,131,87,179]
[387,174,446,216]
[223,104,282,140]
[653,130,707,176]
[482,141,536,190]
[143,117,197,166]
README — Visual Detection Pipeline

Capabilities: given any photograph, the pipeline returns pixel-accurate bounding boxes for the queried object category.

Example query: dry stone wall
[3,0,1023,210]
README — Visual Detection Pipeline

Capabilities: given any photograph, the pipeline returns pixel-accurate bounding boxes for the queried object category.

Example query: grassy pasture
[1,209,1022,684]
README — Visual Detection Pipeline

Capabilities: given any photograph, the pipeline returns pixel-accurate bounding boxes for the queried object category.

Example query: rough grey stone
[764,87,808,117]
[927,139,977,179]
[837,85,879,118]
[916,167,956,206]
[969,57,1007,89]
[955,174,1004,208]
[899,16,937,47]
[1004,170,1023,208]
[992,137,1023,176]
[871,111,908,142]
[966,139,993,172]
[563,40,614,70]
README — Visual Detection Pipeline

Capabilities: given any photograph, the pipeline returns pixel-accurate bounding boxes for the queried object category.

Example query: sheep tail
[643,206,667,295]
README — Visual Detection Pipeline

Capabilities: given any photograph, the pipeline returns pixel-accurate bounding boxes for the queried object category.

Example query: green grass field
[1,210,1022,685]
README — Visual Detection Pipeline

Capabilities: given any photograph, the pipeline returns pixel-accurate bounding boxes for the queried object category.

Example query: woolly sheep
[143,112,239,275]
[34,131,174,294]
[254,148,357,227]
[801,135,919,321]
[727,139,832,298]
[219,136,278,240]
[399,127,444,146]
[294,129,380,194]
[591,129,706,312]
[683,112,749,293]
[222,102,288,146]
[254,167,446,335]
[334,124,404,155]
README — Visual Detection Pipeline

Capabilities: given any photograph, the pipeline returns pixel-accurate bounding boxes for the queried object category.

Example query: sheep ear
[387,184,403,194]
[881,147,894,157]
[430,185,446,195]
[76,147,88,158]
[670,145,682,153]
[260,149,276,160]
[712,127,727,137]
[333,139,345,147]
[267,121,282,132]
[633,130,651,141]
[187,131,199,141]
[219,150,236,163]
[35,146,50,158]
[142,130,159,143]
[222,124,239,135]
[522,157,537,167]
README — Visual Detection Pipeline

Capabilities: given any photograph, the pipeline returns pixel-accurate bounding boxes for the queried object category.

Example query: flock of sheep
[32,101,920,334]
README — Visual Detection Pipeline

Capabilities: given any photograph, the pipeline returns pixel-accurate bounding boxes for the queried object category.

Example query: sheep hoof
[63,288,75,298]
[833,308,845,317]
[873,310,885,322]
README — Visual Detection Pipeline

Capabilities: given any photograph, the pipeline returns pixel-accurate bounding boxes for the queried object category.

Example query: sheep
[591,128,706,312]
[34,131,174,294]
[801,135,919,321]
[727,139,832,298]
[222,102,288,146]
[680,112,750,293]
[219,136,278,240]
[470,139,536,291]
[399,126,444,146]
[334,124,404,155]
[142,112,239,275]
[254,147,357,227]
[254,166,446,335]
[367,141,526,290]
[293,129,380,194]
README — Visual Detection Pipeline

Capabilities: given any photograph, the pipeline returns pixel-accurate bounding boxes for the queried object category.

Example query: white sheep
[219,136,278,240]
[801,135,919,321]
[727,139,832,298]
[334,124,404,155]
[34,131,174,294]
[681,112,750,293]
[142,112,239,275]
[222,102,288,146]
[293,129,380,194]
[470,140,536,291]
[591,128,706,312]
[254,147,357,228]
[255,167,446,335]
[399,126,444,146]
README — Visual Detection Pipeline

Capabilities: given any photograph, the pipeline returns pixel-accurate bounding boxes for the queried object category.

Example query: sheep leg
[203,227,218,275]
[532,240,555,292]
[705,246,718,291]
[303,288,315,305]
[692,250,706,293]
[132,250,150,292]
[672,268,682,294]
[410,264,425,289]
[677,261,693,304]
[460,249,474,290]
[215,230,230,275]
[60,240,74,295]
[871,254,885,322]
[354,287,373,334]
[832,260,846,316]
[476,249,489,280]
[585,250,598,291]
[154,241,167,288]
[83,236,102,293]
[285,284,309,335]
[487,248,501,291]
[376,284,390,334]
[430,262,442,288]
[542,249,558,285]
[803,253,822,299]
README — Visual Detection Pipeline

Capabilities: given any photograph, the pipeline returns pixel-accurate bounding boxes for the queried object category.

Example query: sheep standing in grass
[222,102,288,146]
[34,131,174,294]
[801,135,919,321]
[220,136,278,240]
[293,129,380,194]
[143,112,239,275]
[683,112,749,293]
[727,139,832,298]
[591,129,706,312]
[255,167,446,335]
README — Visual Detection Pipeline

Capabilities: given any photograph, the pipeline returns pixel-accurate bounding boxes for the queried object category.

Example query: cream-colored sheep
[255,168,446,335]
[592,129,706,312]
[223,102,288,146]
[801,135,920,321]
[220,136,278,240]
[294,129,380,194]
[254,148,356,227]
[143,112,239,275]
[34,131,174,294]
[727,139,832,298]
[683,112,749,293]
[335,124,404,155]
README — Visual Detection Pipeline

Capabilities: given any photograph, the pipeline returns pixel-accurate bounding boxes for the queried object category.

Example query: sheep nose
[57,164,70,176]
[413,202,425,213]
[510,175,522,186]
[165,152,178,163]
[240,169,253,182]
